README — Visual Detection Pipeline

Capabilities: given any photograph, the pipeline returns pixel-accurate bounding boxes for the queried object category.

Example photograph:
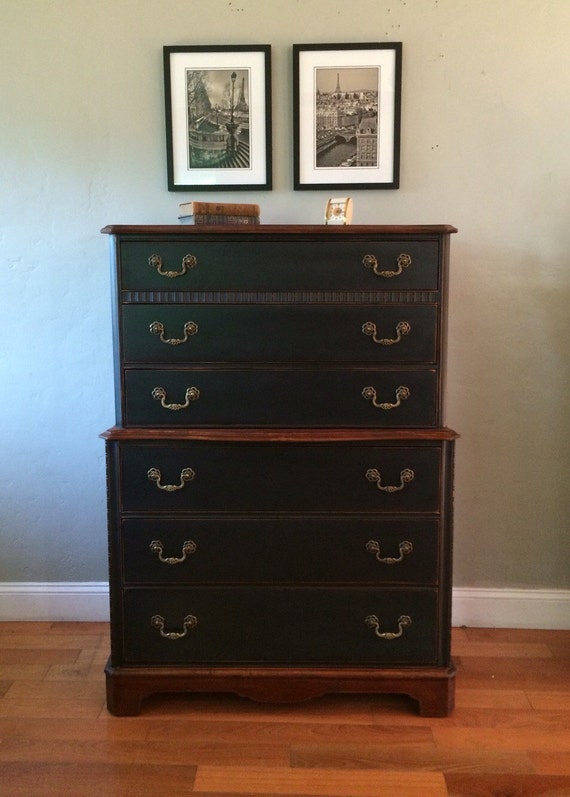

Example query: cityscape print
[185,68,251,169]
[314,67,379,169]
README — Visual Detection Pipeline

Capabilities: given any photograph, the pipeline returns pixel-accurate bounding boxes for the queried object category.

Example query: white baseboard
[0,583,568,628]
[451,587,570,630]
[0,583,110,622]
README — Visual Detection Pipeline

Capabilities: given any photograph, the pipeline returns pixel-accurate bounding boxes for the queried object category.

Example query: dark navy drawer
[119,239,440,292]
[121,586,440,665]
[117,441,442,514]
[121,516,440,585]
[122,368,438,428]
[120,304,438,365]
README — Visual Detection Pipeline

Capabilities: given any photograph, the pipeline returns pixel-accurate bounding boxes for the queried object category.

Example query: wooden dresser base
[105,659,456,717]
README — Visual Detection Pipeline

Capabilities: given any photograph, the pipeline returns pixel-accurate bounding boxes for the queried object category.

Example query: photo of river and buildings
[185,68,251,169]
[314,67,379,169]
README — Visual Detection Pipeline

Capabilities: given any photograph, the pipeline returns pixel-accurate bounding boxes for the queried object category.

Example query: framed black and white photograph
[293,43,402,190]
[164,45,272,191]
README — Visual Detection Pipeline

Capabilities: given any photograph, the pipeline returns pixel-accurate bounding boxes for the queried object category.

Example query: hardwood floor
[0,623,568,796]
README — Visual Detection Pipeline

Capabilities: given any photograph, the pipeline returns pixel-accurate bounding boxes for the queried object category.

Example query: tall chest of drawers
[101,224,458,716]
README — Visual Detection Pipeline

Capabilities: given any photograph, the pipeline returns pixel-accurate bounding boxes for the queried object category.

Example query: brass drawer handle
[366,467,414,493]
[363,253,412,278]
[365,614,412,640]
[362,385,410,410]
[366,539,413,564]
[149,320,198,346]
[147,467,195,492]
[151,614,197,640]
[362,320,411,345]
[149,539,197,565]
[152,386,200,411]
[149,253,197,278]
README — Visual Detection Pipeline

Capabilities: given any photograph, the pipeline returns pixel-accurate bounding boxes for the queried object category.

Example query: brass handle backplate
[147,467,195,492]
[365,614,412,640]
[362,320,411,345]
[362,253,412,278]
[362,385,410,410]
[149,321,198,346]
[149,539,197,565]
[366,467,414,493]
[152,386,200,411]
[149,253,197,278]
[151,614,198,640]
[366,539,413,564]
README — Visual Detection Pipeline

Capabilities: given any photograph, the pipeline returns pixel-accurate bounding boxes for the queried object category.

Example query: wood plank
[0,633,102,650]
[0,680,12,697]
[463,628,568,645]
[193,766,448,796]
[445,773,570,796]
[526,691,570,711]
[440,708,570,730]
[528,752,570,776]
[0,697,105,719]
[432,727,570,752]
[4,679,106,701]
[0,762,198,797]
[47,622,109,635]
[145,719,433,745]
[0,735,288,767]
[451,641,553,659]
[0,716,151,741]
[454,688,532,709]
[290,743,534,774]
[0,649,79,665]
[455,657,569,689]
[0,622,57,634]
[0,664,51,680]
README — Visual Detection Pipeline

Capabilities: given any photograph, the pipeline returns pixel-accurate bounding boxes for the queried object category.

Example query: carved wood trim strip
[122,290,438,304]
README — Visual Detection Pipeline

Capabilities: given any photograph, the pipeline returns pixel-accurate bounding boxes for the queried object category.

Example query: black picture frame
[164,44,272,191]
[293,42,402,191]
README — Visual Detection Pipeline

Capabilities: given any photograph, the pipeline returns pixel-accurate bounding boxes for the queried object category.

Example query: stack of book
[178,201,260,225]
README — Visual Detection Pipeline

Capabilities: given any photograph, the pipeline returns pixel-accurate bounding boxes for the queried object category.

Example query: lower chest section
[106,436,454,669]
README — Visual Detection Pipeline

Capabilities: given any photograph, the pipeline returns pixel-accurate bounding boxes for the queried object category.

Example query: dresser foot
[104,659,456,717]
[411,668,456,717]
[105,660,144,716]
